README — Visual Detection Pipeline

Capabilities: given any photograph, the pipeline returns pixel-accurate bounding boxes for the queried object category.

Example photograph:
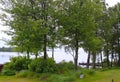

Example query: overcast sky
[0,0,120,47]
[106,0,120,7]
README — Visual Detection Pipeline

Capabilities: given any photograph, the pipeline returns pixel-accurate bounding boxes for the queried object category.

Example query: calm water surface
[0,48,87,64]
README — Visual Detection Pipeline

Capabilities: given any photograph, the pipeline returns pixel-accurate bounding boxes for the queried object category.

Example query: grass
[93,69,120,82]
[76,69,120,82]
[0,76,40,82]
[0,69,120,82]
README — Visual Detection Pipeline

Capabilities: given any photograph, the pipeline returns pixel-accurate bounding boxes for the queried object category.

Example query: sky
[0,0,120,47]
[106,0,120,7]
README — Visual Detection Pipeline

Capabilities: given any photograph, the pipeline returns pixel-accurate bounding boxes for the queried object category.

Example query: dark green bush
[3,56,31,71]
[15,70,38,78]
[28,58,58,73]
[1,69,16,76]
[57,61,75,73]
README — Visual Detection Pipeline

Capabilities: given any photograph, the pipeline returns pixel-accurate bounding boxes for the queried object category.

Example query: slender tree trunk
[87,50,90,68]
[42,0,48,60]
[106,43,110,67]
[43,34,47,60]
[106,52,109,67]
[114,53,118,65]
[52,47,54,59]
[74,41,78,71]
[100,52,103,68]
[74,29,79,71]
[111,44,114,68]
[27,50,30,59]
[118,53,120,66]
[117,38,120,66]
[74,47,78,71]
[35,53,38,59]
[92,52,96,69]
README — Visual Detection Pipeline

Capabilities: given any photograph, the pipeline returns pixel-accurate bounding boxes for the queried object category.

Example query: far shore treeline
[0,47,15,52]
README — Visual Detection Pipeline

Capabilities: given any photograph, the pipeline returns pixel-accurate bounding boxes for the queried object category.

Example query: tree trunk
[106,43,110,67]
[42,0,48,60]
[35,53,38,59]
[117,37,120,66]
[74,42,78,71]
[74,29,79,71]
[27,50,30,59]
[100,52,103,68]
[43,34,47,60]
[106,52,109,67]
[111,44,114,68]
[87,50,90,68]
[118,53,120,66]
[114,53,118,65]
[92,52,96,69]
[52,47,54,59]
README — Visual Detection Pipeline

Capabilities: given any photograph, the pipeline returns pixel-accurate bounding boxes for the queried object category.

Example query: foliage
[84,69,95,75]
[1,0,120,69]
[1,0,58,59]
[55,0,104,70]
[28,58,58,73]
[3,56,31,71]
[57,61,75,74]
[15,70,39,78]
[1,69,16,76]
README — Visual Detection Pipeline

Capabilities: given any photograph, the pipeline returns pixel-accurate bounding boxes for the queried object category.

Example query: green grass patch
[0,76,40,82]
[0,69,120,82]
[76,69,120,82]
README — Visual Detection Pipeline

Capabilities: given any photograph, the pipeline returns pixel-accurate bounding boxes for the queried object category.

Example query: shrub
[1,69,16,76]
[57,61,75,74]
[15,70,38,78]
[74,69,95,79]
[28,58,58,73]
[45,74,64,82]
[86,69,95,75]
[3,56,31,71]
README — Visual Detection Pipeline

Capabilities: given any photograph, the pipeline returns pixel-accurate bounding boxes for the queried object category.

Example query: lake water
[0,48,88,64]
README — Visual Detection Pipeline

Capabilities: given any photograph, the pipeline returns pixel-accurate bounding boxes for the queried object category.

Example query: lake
[0,48,88,64]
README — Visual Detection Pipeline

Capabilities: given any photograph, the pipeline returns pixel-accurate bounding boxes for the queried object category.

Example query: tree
[56,0,103,70]
[1,0,57,59]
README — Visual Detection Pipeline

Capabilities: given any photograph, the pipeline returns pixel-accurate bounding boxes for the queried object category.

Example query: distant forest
[0,47,14,52]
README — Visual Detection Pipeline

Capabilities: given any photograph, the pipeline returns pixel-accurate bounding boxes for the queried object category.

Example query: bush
[15,70,38,78]
[1,69,16,76]
[86,69,95,75]
[57,61,75,74]
[75,69,95,79]
[28,58,58,73]
[3,56,31,71]
[45,74,64,82]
